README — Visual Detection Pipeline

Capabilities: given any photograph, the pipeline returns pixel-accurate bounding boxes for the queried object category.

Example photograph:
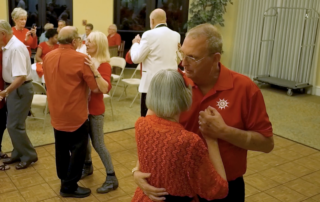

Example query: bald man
[43,26,99,198]
[130,8,181,117]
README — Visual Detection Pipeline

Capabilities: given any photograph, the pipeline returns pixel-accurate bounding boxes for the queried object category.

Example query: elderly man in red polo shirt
[132,23,274,202]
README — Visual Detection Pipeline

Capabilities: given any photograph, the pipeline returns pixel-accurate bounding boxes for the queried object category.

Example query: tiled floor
[0,129,320,202]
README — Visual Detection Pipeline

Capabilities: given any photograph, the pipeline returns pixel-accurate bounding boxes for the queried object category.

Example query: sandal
[0,164,10,171]
[0,152,9,159]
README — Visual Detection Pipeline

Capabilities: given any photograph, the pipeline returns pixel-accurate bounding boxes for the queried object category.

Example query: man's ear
[212,53,221,63]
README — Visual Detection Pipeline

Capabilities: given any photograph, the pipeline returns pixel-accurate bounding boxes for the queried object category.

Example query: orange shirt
[133,115,228,202]
[0,52,5,109]
[88,62,112,115]
[107,33,121,47]
[180,63,273,181]
[12,27,38,56]
[43,44,98,132]
[38,42,59,61]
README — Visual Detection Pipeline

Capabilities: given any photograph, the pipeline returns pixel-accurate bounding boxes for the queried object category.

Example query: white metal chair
[118,64,141,107]
[30,81,48,134]
[110,57,126,97]
[103,93,114,120]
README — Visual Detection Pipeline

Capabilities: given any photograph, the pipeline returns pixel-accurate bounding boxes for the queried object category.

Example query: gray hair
[58,26,78,44]
[11,7,27,20]
[109,24,117,32]
[44,23,54,31]
[186,23,223,54]
[146,69,192,119]
[0,20,13,35]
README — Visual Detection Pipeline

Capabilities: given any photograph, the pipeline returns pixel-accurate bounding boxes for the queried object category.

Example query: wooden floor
[0,129,320,202]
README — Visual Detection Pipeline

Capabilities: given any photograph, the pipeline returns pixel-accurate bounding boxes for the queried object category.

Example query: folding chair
[110,57,126,97]
[118,64,141,107]
[30,81,48,134]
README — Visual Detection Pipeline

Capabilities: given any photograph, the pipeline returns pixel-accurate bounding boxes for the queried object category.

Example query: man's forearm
[221,126,274,153]
[6,76,26,94]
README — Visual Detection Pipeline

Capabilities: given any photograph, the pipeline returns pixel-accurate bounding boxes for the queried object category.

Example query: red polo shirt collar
[186,63,233,100]
[59,44,75,49]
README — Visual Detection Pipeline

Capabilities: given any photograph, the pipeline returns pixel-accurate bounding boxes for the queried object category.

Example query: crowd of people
[0,6,274,202]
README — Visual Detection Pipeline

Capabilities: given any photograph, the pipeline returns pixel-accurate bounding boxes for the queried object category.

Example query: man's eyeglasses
[179,51,207,64]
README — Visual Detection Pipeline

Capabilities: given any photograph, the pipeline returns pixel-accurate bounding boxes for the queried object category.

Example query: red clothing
[43,44,98,132]
[12,27,38,56]
[88,62,112,115]
[133,115,228,202]
[107,33,121,47]
[38,42,59,61]
[0,52,5,109]
[125,51,142,77]
[125,51,133,64]
[180,63,273,181]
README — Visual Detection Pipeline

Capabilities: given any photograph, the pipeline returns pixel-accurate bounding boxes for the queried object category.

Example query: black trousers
[0,105,7,151]
[199,177,245,202]
[140,93,148,117]
[54,121,89,193]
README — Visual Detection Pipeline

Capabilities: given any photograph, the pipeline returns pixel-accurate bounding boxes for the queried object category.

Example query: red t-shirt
[0,51,5,109]
[107,33,121,47]
[88,62,112,115]
[180,63,273,181]
[12,27,38,56]
[38,42,59,61]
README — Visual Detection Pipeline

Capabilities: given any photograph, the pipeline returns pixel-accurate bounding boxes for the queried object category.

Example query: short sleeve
[245,88,273,137]
[187,137,228,200]
[98,63,112,93]
[11,49,27,77]
[82,61,98,91]
[38,42,44,49]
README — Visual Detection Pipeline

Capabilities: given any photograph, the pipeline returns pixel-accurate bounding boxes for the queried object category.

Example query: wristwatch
[131,167,139,175]
[94,74,101,79]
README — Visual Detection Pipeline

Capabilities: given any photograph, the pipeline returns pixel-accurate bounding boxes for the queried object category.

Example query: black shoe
[97,176,119,193]
[81,164,93,179]
[60,186,91,198]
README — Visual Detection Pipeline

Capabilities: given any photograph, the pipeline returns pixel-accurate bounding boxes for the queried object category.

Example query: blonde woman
[82,31,118,193]
[11,7,37,56]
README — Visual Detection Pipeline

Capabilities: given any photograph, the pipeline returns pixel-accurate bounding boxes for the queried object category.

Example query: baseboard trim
[316,86,320,96]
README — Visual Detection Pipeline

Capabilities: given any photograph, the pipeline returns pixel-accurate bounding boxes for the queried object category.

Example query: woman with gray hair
[11,7,37,56]
[132,70,228,202]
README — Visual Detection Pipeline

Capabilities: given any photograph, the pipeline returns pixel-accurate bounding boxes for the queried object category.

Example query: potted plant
[187,0,233,29]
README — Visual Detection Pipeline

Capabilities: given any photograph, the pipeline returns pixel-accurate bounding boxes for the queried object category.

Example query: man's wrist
[220,125,232,140]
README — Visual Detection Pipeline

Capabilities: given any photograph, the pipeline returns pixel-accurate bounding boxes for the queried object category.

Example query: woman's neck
[148,110,180,123]
[15,25,23,31]
[46,40,53,46]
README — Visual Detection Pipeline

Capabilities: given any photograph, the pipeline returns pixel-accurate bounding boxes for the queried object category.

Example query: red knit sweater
[132,115,228,202]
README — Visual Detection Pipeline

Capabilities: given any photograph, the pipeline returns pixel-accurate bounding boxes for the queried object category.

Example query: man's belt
[5,80,33,86]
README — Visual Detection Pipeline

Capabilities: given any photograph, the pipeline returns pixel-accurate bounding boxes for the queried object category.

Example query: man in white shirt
[130,8,180,116]
[81,23,93,42]
[0,20,37,170]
